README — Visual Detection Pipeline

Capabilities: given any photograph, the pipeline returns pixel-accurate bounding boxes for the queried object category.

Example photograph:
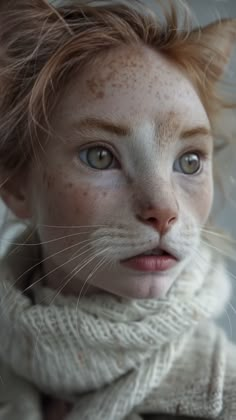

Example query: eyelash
[78,144,209,173]
[78,142,120,170]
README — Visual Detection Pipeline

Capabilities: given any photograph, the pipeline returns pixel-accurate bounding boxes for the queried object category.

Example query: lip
[120,253,178,272]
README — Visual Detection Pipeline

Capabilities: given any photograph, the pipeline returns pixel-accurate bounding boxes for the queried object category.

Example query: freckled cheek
[41,184,118,225]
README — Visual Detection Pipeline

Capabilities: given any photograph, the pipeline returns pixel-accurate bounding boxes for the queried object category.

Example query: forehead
[54,45,209,132]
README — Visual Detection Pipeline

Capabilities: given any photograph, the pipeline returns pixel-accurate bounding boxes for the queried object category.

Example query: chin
[132,275,176,299]
[98,272,177,300]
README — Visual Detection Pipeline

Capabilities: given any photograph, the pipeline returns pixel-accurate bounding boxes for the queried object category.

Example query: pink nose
[137,206,178,235]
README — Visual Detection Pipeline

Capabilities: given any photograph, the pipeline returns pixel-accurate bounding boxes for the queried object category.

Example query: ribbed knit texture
[0,228,235,420]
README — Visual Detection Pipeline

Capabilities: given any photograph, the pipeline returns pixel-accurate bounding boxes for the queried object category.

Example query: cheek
[177,172,213,225]
[188,178,213,224]
[195,179,214,223]
[35,170,118,226]
[44,186,100,224]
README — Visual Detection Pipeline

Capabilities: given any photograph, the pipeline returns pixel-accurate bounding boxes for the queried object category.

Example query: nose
[136,204,178,235]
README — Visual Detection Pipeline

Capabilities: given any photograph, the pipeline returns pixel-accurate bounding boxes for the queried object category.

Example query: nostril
[147,214,178,235]
[168,216,177,226]
[148,217,156,224]
[136,206,178,235]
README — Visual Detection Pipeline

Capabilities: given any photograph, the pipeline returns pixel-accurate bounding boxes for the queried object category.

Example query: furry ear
[188,18,236,83]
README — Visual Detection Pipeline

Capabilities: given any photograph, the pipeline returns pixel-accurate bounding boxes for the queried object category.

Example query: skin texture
[20,44,214,301]
[0,43,216,420]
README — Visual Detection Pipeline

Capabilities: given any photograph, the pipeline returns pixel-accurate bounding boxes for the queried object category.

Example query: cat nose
[137,205,178,235]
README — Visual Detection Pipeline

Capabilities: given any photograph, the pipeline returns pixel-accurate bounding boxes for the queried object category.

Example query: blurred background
[1,0,236,339]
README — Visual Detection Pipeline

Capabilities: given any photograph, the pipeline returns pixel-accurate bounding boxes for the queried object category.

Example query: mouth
[120,246,178,273]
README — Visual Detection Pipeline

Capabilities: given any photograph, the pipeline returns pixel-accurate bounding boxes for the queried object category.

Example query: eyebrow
[71,118,212,143]
[72,117,132,137]
[180,126,212,140]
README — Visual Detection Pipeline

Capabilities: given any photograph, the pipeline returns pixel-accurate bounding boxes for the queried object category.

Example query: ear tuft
[189,18,236,83]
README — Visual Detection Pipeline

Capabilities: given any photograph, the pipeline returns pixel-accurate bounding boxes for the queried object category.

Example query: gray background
[1,0,236,339]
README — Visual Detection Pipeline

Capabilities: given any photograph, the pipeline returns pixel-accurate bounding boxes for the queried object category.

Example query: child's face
[27,45,213,299]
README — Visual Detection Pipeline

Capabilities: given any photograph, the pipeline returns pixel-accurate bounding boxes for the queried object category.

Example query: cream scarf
[0,228,231,420]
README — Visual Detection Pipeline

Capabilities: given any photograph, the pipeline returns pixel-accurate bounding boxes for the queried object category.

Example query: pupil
[183,154,199,173]
[99,150,107,160]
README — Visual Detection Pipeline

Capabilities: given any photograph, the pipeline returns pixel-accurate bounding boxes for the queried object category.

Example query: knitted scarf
[0,228,231,420]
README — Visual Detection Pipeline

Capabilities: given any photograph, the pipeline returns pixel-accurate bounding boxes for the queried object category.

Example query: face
[27,45,213,300]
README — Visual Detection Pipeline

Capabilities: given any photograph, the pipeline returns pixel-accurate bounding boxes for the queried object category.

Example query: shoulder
[140,321,236,420]
[174,321,236,419]
[190,322,236,419]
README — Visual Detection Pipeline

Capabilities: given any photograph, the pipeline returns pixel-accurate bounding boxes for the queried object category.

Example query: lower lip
[121,254,177,272]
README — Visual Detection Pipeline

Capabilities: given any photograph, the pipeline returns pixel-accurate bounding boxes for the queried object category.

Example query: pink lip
[120,254,177,272]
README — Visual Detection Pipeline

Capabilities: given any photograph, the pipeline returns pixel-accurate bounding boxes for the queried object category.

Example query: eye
[79,146,118,170]
[174,152,201,175]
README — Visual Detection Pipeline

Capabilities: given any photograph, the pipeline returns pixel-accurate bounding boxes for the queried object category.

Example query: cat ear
[188,19,236,83]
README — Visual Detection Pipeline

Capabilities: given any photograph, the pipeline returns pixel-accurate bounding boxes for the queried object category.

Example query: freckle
[66,182,73,188]
[96,91,105,99]
[106,70,116,81]
[83,191,88,197]
[86,78,98,95]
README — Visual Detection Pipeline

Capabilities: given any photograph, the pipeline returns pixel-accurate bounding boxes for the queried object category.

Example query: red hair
[0,0,235,178]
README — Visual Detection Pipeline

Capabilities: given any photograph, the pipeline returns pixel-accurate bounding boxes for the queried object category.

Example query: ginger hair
[0,0,235,180]
[0,0,235,258]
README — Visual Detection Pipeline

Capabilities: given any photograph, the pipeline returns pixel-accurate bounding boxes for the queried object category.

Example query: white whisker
[0,231,94,247]
[49,248,109,305]
[36,223,108,229]
[0,237,106,318]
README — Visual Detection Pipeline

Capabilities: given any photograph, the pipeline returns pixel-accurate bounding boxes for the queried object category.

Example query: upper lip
[122,245,178,262]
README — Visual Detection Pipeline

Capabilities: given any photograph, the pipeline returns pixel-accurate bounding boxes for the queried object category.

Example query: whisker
[74,257,106,302]
[79,255,109,298]
[200,238,236,261]
[0,231,95,247]
[196,243,236,282]
[23,238,106,294]
[35,223,108,229]
[3,225,38,258]
[49,248,109,305]
[0,237,105,316]
[228,302,236,317]
[201,228,235,242]
[223,306,233,340]
[77,256,116,300]
[75,255,110,333]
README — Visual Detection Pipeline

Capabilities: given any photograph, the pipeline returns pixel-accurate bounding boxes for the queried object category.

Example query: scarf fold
[0,227,231,420]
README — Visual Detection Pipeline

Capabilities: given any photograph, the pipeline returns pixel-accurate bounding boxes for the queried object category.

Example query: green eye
[174,152,201,175]
[79,147,115,170]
